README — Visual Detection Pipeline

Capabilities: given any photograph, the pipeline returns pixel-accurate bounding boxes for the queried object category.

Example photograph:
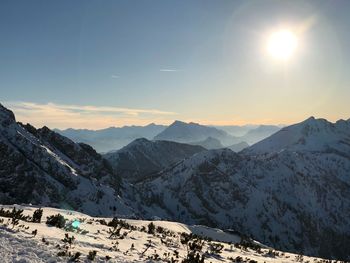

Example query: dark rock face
[104,138,205,183]
[0,103,16,127]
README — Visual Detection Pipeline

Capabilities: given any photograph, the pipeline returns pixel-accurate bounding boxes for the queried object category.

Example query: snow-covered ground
[0,205,335,263]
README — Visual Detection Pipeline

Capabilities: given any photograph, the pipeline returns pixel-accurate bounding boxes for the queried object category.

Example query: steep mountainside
[56,123,166,153]
[131,117,350,260]
[154,120,240,146]
[0,104,133,216]
[104,138,205,183]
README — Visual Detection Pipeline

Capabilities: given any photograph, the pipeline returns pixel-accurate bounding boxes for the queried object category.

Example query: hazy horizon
[2,101,346,131]
[2,0,350,129]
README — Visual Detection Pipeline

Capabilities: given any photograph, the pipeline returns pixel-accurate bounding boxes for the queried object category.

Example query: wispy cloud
[4,101,176,129]
[111,75,120,79]
[159,69,179,72]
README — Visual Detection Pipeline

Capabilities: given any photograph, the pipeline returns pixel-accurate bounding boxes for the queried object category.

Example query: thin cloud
[159,69,179,72]
[4,101,176,130]
[111,75,120,79]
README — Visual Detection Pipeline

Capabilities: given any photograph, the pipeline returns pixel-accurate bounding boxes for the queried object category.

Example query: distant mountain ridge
[55,123,166,152]
[56,121,281,153]
[189,136,224,149]
[154,120,241,146]
[227,141,249,152]
[104,138,205,183]
[239,125,281,145]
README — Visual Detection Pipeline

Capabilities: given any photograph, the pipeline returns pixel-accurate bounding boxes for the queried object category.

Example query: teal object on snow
[72,220,80,229]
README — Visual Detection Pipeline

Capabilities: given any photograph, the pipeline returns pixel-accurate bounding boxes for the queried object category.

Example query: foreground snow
[0,205,336,263]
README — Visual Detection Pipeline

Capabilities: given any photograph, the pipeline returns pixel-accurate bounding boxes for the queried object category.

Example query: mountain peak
[154,120,238,146]
[245,116,350,155]
[0,103,16,125]
[171,120,187,126]
[305,116,316,122]
[301,116,331,126]
[132,137,150,144]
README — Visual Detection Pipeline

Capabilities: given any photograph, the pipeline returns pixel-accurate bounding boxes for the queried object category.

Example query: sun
[267,30,298,60]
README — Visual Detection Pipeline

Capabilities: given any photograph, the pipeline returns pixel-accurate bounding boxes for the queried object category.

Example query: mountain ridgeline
[0,104,134,216]
[103,138,206,183]
[55,123,167,153]
[1,103,350,260]
[56,120,282,152]
[153,120,241,146]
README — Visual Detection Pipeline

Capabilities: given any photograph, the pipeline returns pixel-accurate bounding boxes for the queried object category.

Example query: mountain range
[153,120,241,146]
[130,116,350,259]
[56,120,281,153]
[1,103,350,260]
[55,124,166,153]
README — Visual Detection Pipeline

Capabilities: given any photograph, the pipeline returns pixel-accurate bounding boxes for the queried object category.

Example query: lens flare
[72,220,80,229]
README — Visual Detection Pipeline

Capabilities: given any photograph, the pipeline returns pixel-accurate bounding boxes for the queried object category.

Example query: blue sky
[1,0,350,129]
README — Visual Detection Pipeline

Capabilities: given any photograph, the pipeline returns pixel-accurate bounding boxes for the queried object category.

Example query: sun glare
[267,30,298,60]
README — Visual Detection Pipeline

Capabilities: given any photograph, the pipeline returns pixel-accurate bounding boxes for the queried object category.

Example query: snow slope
[0,205,332,263]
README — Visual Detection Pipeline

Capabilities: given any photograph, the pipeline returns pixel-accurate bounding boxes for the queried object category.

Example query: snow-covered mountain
[55,123,166,153]
[154,120,240,146]
[244,117,350,154]
[104,138,205,183]
[1,102,350,260]
[130,117,350,260]
[0,104,134,217]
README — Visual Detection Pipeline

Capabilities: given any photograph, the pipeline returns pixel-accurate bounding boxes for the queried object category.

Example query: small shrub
[10,208,25,228]
[46,214,66,228]
[62,233,75,249]
[148,222,155,235]
[208,242,224,255]
[70,252,81,262]
[87,250,97,261]
[32,208,43,223]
